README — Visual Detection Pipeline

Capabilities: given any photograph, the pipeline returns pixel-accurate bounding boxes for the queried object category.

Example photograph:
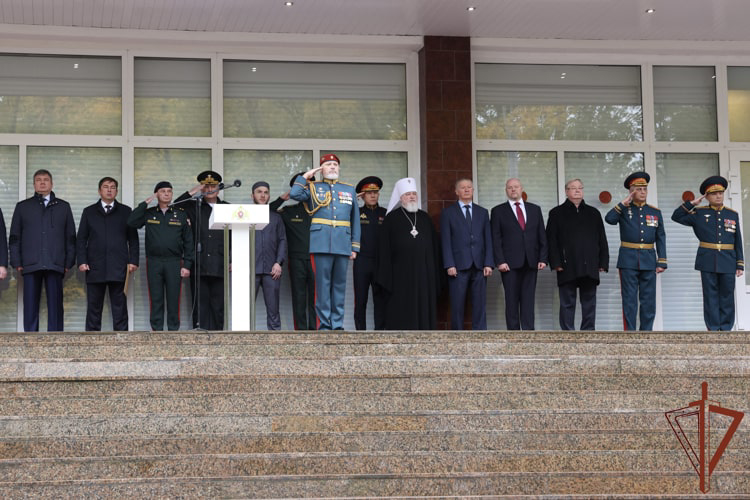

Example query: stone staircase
[0,331,748,498]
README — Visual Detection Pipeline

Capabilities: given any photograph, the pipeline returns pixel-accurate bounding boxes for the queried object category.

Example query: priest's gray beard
[402,201,418,213]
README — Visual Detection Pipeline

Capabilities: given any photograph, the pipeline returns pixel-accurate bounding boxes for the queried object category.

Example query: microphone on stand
[221,179,242,190]
[232,179,242,187]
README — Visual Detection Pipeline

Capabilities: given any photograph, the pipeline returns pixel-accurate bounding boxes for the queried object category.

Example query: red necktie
[515,202,526,230]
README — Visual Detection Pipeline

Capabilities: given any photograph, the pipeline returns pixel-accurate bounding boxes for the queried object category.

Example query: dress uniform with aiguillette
[672,176,744,331]
[353,176,387,330]
[604,172,667,331]
[290,154,361,330]
[270,173,316,330]
[128,181,195,331]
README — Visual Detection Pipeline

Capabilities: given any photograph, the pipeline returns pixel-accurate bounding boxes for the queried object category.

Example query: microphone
[217,182,225,190]
[233,179,242,187]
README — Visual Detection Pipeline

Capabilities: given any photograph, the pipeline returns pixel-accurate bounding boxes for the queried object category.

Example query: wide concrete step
[4,449,748,482]
[1,391,747,416]
[2,430,749,459]
[0,410,688,438]
[1,471,749,498]
[1,375,749,399]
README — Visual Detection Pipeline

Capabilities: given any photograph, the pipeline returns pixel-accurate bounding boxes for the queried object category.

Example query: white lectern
[209,204,269,331]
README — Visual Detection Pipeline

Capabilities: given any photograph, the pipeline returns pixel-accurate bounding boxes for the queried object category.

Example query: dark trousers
[190,274,224,330]
[288,256,316,330]
[700,271,736,331]
[558,277,598,330]
[447,265,487,330]
[255,274,281,330]
[85,281,128,331]
[500,267,538,330]
[22,270,64,332]
[353,256,386,330]
[146,257,183,331]
[619,268,656,331]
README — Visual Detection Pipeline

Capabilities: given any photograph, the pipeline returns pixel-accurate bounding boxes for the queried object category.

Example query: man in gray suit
[252,181,287,330]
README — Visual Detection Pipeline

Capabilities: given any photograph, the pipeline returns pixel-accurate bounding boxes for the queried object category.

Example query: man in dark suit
[9,169,76,331]
[77,177,139,331]
[440,178,494,330]
[490,178,548,330]
[546,178,609,330]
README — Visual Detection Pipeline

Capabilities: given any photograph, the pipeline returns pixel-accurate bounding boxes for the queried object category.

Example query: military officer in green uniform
[605,172,667,331]
[270,172,316,330]
[128,181,194,331]
[672,175,744,331]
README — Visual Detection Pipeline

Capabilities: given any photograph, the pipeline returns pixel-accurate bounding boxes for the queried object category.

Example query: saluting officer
[290,153,361,330]
[353,176,387,330]
[672,176,744,331]
[175,170,229,330]
[605,172,667,331]
[128,181,195,331]
[269,173,316,330]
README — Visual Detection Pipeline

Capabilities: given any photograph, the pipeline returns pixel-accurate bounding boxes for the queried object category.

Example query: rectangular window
[476,151,558,330]
[0,146,19,332]
[728,67,750,142]
[133,148,212,331]
[0,54,121,135]
[565,152,645,331]
[134,58,211,137]
[653,66,717,142]
[656,153,719,330]
[475,64,642,141]
[223,61,407,140]
[27,147,122,331]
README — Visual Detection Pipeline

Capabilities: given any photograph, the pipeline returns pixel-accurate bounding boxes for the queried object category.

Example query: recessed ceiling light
[645,8,655,14]
[284,1,293,6]
[73,63,79,69]
[252,67,257,72]
[467,6,476,12]
[712,75,717,79]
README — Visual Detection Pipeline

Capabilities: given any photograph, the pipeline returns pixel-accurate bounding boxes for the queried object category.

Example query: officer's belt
[700,242,734,251]
[621,242,654,249]
[311,218,351,228]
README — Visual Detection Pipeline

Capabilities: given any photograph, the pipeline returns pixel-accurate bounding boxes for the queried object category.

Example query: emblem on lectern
[232,206,246,221]
[665,382,744,493]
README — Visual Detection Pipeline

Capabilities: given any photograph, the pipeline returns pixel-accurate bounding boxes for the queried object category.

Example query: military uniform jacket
[672,201,744,274]
[9,192,76,274]
[270,197,311,259]
[127,202,195,268]
[605,202,667,270]
[358,204,386,259]
[289,176,361,256]
[175,192,229,277]
[77,200,139,283]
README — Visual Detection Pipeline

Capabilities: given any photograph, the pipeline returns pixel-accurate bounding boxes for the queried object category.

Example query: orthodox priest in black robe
[376,177,441,330]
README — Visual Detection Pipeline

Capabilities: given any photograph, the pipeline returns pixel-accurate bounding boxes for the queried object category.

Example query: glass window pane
[134,58,211,137]
[26,147,122,331]
[475,64,642,141]
[565,152,645,331]
[653,66,717,142]
[0,55,121,135]
[0,146,19,332]
[728,67,750,142]
[223,61,407,140]
[476,151,558,330]
[133,148,212,331]
[224,150,407,330]
[656,153,719,330]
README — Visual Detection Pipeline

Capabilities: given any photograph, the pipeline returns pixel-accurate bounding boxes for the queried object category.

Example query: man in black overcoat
[9,169,76,332]
[174,170,230,330]
[545,178,609,330]
[77,177,139,331]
